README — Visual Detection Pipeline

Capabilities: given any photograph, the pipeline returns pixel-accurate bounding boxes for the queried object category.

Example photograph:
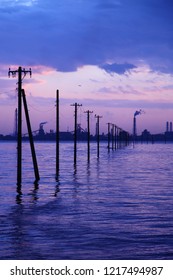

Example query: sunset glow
[0,0,173,135]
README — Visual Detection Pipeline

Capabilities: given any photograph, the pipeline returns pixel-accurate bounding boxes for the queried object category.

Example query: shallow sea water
[0,141,173,259]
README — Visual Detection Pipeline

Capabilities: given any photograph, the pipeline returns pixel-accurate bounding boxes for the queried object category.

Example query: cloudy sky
[0,0,173,135]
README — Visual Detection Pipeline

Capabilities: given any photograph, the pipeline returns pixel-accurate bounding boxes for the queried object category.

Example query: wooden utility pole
[8,66,32,186]
[13,108,18,137]
[114,125,117,150]
[71,103,82,165]
[84,110,93,162]
[107,123,111,151]
[22,89,40,183]
[56,89,60,178]
[112,124,115,150]
[95,114,102,158]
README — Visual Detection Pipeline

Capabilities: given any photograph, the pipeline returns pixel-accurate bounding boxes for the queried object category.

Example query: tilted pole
[22,89,40,183]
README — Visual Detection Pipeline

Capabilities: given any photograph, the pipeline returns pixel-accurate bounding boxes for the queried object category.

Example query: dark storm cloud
[0,0,173,73]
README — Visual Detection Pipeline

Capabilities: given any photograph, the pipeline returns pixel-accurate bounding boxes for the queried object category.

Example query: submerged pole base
[34,180,39,189]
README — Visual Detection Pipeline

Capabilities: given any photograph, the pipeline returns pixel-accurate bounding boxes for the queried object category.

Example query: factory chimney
[166,121,169,132]
[170,122,172,132]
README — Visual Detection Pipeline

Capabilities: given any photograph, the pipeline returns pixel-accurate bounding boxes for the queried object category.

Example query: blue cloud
[0,0,172,73]
[99,63,137,75]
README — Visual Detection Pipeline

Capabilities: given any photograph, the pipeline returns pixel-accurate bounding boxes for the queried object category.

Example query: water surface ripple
[0,142,173,259]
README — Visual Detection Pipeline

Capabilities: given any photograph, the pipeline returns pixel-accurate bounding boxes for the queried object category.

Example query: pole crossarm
[70,103,82,107]
[8,67,32,79]
[84,110,93,114]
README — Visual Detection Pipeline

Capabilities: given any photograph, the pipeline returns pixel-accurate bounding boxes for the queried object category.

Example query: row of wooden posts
[8,66,130,188]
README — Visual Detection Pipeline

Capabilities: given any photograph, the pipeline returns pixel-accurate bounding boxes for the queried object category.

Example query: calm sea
[0,141,173,260]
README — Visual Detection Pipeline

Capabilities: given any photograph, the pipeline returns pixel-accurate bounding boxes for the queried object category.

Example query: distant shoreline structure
[1,129,173,142]
[0,130,107,142]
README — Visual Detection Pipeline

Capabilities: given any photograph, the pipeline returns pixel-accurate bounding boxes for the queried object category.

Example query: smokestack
[166,121,169,132]
[170,122,172,132]
[134,110,141,117]
[133,116,136,136]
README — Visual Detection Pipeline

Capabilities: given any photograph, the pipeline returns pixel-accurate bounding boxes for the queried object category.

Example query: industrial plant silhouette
[0,66,172,189]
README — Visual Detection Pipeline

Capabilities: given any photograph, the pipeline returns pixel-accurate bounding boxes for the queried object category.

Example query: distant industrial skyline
[0,0,173,135]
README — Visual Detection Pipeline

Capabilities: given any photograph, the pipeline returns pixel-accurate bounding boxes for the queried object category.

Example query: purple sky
[0,0,173,135]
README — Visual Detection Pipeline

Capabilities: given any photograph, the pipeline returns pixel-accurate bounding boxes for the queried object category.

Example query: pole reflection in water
[1,142,173,260]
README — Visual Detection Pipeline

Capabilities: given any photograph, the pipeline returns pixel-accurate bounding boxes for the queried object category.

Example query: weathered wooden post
[71,103,82,165]
[8,66,32,186]
[95,114,102,158]
[56,89,60,178]
[22,89,40,183]
[84,110,93,162]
